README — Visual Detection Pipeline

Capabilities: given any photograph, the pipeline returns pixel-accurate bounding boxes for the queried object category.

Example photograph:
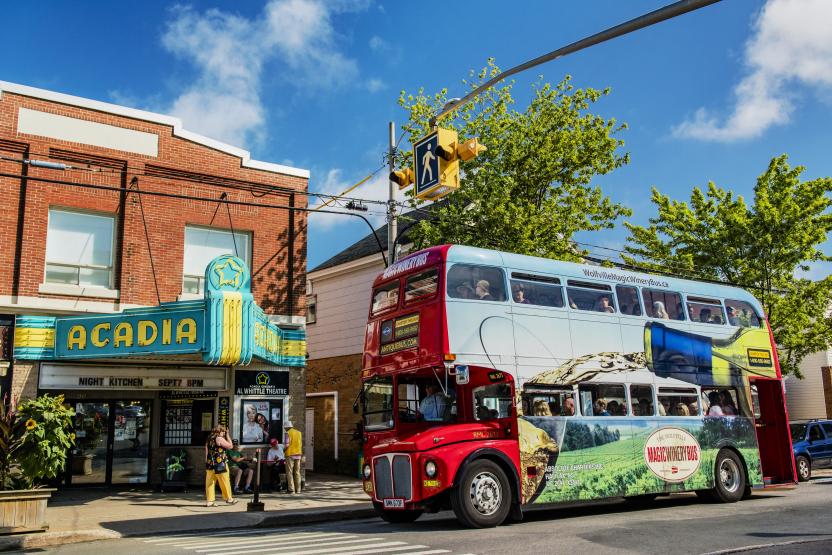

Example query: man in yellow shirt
[284,421,303,494]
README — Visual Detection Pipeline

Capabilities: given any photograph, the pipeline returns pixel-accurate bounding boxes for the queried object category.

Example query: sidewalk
[0,473,375,552]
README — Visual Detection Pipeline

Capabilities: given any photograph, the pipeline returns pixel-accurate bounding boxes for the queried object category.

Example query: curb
[0,505,376,552]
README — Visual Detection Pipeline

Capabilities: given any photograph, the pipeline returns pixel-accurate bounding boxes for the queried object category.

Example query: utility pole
[387,121,397,263]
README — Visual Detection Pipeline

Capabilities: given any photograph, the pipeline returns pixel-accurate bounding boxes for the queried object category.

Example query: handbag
[214,461,228,473]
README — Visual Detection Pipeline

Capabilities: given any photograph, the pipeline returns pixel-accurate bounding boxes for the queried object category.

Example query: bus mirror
[455,365,469,385]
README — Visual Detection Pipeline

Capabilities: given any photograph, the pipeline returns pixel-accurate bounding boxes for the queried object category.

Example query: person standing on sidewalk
[204,425,238,507]
[284,421,303,494]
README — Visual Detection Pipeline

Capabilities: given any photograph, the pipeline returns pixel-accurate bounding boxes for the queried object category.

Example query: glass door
[70,402,110,485]
[111,401,152,484]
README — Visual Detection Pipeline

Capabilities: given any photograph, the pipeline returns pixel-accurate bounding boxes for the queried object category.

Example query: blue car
[790,420,832,481]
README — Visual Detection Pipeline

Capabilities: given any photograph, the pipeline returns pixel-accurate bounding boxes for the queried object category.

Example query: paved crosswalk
[141,527,477,555]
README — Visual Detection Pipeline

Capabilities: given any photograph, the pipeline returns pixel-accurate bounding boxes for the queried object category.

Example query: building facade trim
[0,80,309,179]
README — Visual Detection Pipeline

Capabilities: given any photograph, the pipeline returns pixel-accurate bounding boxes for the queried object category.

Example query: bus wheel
[373,502,423,523]
[711,449,746,503]
[451,459,511,528]
[795,455,811,482]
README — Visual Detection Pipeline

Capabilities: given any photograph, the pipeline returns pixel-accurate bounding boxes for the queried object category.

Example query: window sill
[38,283,120,300]
[177,293,203,301]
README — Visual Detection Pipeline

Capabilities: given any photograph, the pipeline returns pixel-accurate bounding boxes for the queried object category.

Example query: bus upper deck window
[642,289,685,321]
[687,296,726,325]
[404,268,438,303]
[578,383,627,416]
[566,280,616,313]
[616,285,642,316]
[447,264,506,302]
[724,299,762,327]
[510,273,564,308]
[522,386,574,416]
[629,384,654,416]
[371,281,399,315]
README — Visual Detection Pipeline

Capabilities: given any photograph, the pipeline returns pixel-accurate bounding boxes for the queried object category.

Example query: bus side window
[616,285,642,316]
[687,296,726,325]
[566,281,616,313]
[657,387,698,416]
[629,384,654,416]
[522,387,574,416]
[447,264,507,302]
[702,387,742,417]
[642,288,685,321]
[474,383,513,420]
[578,383,627,416]
[725,299,762,328]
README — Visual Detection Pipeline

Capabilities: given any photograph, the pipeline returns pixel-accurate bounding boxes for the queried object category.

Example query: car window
[808,425,825,442]
[822,423,832,437]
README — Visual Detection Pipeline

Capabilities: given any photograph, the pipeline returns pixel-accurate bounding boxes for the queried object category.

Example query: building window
[183,226,251,294]
[307,293,317,324]
[45,209,115,288]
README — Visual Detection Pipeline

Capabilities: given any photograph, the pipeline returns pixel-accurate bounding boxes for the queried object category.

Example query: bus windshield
[362,377,394,431]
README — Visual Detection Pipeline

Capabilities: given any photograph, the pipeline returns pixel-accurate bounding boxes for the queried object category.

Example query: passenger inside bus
[473,383,513,420]
[398,378,456,423]
[532,399,551,416]
[475,280,494,301]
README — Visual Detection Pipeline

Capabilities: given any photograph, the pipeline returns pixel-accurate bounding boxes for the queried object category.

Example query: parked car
[790,420,832,481]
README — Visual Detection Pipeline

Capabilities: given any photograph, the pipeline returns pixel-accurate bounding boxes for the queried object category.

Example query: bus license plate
[383,498,405,509]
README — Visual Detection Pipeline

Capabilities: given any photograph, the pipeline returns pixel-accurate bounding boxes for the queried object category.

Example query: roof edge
[0,80,310,179]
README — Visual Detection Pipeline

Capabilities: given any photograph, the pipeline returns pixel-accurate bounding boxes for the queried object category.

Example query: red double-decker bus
[359,245,795,528]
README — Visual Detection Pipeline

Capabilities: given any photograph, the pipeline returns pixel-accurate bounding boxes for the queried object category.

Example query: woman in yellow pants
[204,425,238,507]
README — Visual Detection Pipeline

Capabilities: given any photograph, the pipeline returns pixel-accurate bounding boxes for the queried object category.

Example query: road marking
[196,537,386,554]
[141,528,470,555]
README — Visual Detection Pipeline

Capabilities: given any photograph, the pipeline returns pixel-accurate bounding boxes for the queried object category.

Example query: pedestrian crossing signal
[406,127,486,201]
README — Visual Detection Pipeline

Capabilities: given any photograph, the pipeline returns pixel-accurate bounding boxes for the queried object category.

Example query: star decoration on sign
[213,257,243,289]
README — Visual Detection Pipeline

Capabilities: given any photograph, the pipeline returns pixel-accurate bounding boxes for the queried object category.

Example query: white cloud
[155,0,364,147]
[365,78,387,93]
[308,169,392,231]
[368,35,388,51]
[672,0,832,142]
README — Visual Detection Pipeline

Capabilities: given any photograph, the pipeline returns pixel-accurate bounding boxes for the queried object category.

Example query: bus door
[750,378,796,485]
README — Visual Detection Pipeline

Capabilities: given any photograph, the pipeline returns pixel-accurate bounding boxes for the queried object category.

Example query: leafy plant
[0,394,75,490]
[165,451,187,479]
[396,59,631,260]
[623,155,832,376]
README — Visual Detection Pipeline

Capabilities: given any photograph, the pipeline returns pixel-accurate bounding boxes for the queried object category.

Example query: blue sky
[3,0,831,274]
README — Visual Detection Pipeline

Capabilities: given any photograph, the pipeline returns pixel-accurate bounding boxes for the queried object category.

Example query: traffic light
[390,167,414,189]
[435,127,460,191]
[456,137,487,161]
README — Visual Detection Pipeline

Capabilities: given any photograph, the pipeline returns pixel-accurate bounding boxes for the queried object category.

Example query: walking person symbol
[421,144,436,183]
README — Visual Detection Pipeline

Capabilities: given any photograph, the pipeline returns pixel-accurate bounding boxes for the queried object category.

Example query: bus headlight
[425,460,437,478]
[363,464,372,480]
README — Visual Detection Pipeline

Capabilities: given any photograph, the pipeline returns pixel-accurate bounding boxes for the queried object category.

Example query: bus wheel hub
[470,472,501,515]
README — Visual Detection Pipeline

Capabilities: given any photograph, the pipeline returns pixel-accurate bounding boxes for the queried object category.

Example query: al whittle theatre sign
[13,255,306,368]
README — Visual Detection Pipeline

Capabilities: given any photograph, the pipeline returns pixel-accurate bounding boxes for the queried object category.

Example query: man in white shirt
[264,438,286,492]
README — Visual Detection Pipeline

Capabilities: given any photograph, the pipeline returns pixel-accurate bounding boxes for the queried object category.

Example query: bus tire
[373,502,423,524]
[451,459,512,528]
[710,449,746,503]
[795,455,811,482]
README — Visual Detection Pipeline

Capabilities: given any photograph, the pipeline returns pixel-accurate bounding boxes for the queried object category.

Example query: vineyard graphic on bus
[517,321,775,504]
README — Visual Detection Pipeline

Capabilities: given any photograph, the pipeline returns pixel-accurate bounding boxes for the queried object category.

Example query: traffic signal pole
[387,121,397,262]
[429,0,722,126]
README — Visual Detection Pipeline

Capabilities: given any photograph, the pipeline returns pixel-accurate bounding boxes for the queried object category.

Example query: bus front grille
[373,456,393,499]
[392,455,412,499]
[373,454,412,501]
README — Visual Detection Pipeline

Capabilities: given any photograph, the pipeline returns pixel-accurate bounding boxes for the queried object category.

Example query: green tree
[396,59,630,261]
[624,155,832,376]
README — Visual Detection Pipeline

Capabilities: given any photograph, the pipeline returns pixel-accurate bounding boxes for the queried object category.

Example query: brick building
[0,81,308,487]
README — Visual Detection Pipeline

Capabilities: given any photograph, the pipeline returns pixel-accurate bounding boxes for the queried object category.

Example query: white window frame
[181,225,252,298]
[40,208,118,298]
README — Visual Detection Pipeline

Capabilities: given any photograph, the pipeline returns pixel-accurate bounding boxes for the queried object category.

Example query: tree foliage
[396,59,631,261]
[624,155,832,376]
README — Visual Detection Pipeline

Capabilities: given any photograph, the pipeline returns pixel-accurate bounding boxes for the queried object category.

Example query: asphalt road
[33,477,832,555]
